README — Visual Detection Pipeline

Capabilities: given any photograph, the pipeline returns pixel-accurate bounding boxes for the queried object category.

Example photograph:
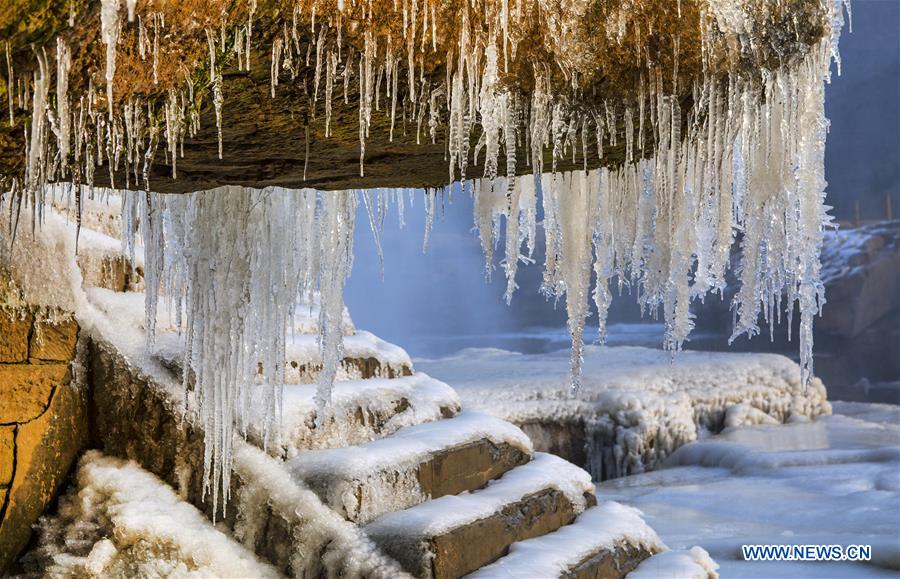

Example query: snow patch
[628,546,719,579]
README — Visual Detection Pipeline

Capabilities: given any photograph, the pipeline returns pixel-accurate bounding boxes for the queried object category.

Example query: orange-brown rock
[0,426,13,484]
[0,379,88,571]
[29,318,78,362]
[0,364,68,424]
[0,310,31,363]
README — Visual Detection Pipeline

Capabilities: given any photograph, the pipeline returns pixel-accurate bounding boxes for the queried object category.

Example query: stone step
[363,453,596,579]
[468,501,663,579]
[72,228,143,292]
[154,330,413,385]
[84,289,413,383]
[287,411,534,524]
[282,330,413,383]
[246,373,462,458]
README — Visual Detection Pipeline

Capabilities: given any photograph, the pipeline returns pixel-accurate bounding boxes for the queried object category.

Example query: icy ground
[416,345,830,424]
[417,345,830,479]
[603,402,900,578]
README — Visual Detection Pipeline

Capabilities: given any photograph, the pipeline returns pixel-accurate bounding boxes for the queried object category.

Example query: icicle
[422,188,435,252]
[479,41,502,180]
[245,0,257,72]
[25,49,50,211]
[125,0,137,22]
[315,191,357,415]
[313,27,326,109]
[361,190,385,277]
[100,0,119,120]
[55,39,71,174]
[325,51,336,137]
[152,12,160,85]
[5,42,13,125]
[271,37,283,98]
[206,30,224,160]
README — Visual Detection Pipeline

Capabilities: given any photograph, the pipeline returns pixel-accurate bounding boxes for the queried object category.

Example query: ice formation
[0,0,851,514]
[120,185,356,512]
[417,345,832,480]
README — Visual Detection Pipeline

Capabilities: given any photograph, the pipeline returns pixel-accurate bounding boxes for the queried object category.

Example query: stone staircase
[279,375,657,578]
[55,210,661,577]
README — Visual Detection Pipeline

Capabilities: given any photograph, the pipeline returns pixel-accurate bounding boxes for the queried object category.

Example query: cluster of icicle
[473,2,854,393]
[7,0,846,221]
[471,15,848,392]
[121,186,356,513]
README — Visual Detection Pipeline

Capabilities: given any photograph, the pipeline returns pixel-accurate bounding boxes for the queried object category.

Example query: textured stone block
[0,380,88,572]
[0,365,67,424]
[375,488,587,579]
[568,544,651,578]
[0,426,13,485]
[0,310,32,363]
[29,318,78,362]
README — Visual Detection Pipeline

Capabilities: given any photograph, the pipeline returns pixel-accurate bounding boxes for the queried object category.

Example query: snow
[247,372,460,458]
[599,401,900,577]
[26,450,281,578]
[290,409,531,480]
[287,410,533,523]
[0,198,87,316]
[628,547,719,579]
[84,287,409,385]
[820,221,900,284]
[283,330,411,383]
[230,441,411,578]
[364,453,592,539]
[417,346,831,479]
[469,501,666,578]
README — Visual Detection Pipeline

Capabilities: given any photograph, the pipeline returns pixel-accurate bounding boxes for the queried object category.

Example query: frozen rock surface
[818,221,900,338]
[250,373,460,458]
[417,346,831,479]
[24,451,281,578]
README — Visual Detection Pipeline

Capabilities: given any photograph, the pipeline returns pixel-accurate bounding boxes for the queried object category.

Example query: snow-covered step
[287,411,534,524]
[364,453,596,579]
[468,501,664,578]
[83,288,409,383]
[246,373,462,458]
[627,547,719,579]
[64,220,143,292]
[283,330,412,383]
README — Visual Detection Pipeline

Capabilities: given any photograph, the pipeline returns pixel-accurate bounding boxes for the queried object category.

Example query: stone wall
[0,309,87,572]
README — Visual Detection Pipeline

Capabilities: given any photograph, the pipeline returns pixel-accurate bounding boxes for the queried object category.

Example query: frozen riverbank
[601,402,900,577]
[416,346,830,480]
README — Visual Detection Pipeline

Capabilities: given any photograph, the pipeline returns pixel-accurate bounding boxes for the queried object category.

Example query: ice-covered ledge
[417,346,831,480]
